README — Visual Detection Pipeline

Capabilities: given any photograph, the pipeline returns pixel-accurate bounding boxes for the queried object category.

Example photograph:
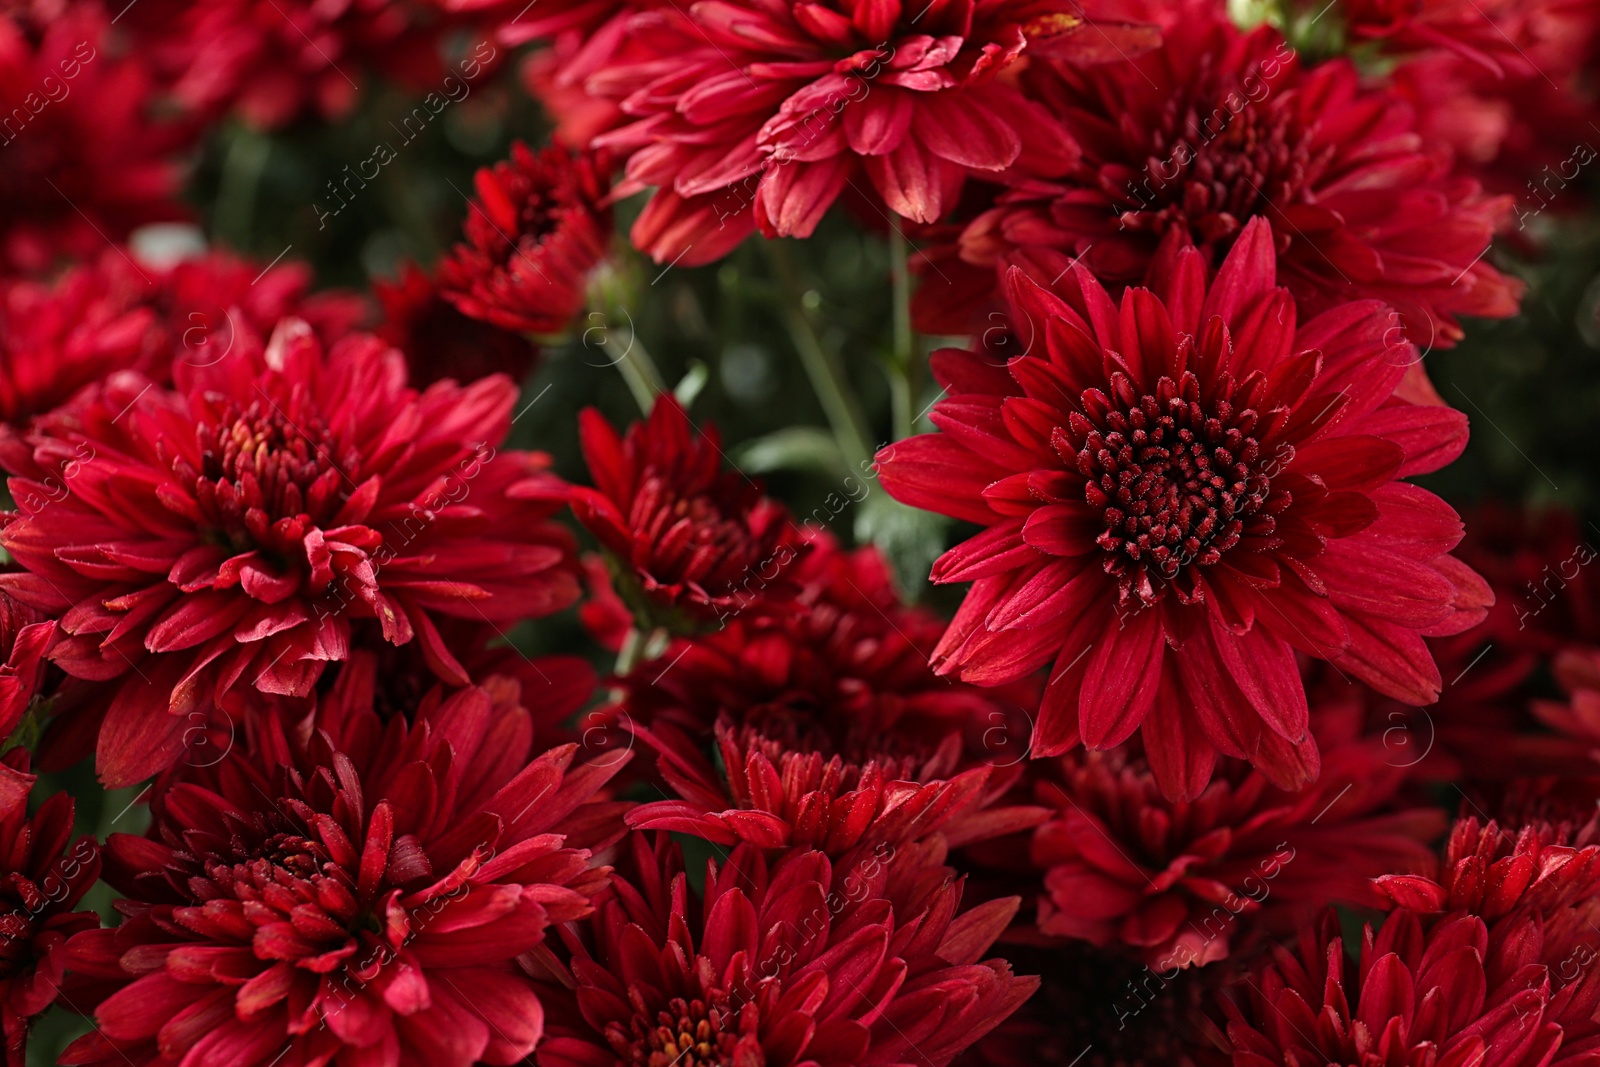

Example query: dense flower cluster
[7,0,1600,1064]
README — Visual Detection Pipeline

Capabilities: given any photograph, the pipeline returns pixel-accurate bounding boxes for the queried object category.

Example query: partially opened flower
[0,318,579,785]
[61,676,631,1067]
[0,4,188,273]
[0,750,101,1067]
[936,2,1521,345]
[375,262,540,386]
[1033,702,1442,969]
[1207,908,1577,1067]
[534,832,1038,1067]
[580,0,1139,264]
[436,142,611,335]
[877,217,1492,799]
[571,394,802,629]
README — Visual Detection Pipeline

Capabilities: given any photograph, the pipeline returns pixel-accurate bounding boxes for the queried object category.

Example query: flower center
[631,472,770,594]
[1111,74,1330,250]
[609,992,741,1067]
[194,401,351,552]
[1072,371,1284,610]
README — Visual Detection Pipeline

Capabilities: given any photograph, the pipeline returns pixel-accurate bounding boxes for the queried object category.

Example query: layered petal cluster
[375,262,540,387]
[0,590,56,774]
[0,750,101,1067]
[0,318,579,785]
[628,715,1046,854]
[0,4,188,273]
[572,395,802,628]
[1208,908,1589,1067]
[1033,704,1442,969]
[580,0,1112,265]
[122,0,454,129]
[536,833,1037,1067]
[436,142,612,334]
[0,247,364,428]
[62,672,631,1067]
[877,218,1492,799]
[613,530,1023,750]
[936,3,1521,345]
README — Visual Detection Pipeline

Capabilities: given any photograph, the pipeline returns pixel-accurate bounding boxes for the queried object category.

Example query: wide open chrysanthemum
[934,1,1521,346]
[61,673,632,1067]
[878,218,1491,800]
[0,318,579,785]
[535,832,1037,1067]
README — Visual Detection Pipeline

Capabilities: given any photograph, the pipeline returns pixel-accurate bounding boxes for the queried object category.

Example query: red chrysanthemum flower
[122,0,458,129]
[375,262,540,386]
[877,218,1492,800]
[935,2,1521,346]
[0,318,579,786]
[0,589,53,807]
[571,395,802,629]
[0,750,101,1067]
[61,673,632,1067]
[436,142,612,334]
[1032,702,1442,969]
[0,4,188,274]
[579,0,1149,265]
[1203,907,1595,1067]
[535,832,1037,1067]
[1337,0,1590,75]
[0,247,365,428]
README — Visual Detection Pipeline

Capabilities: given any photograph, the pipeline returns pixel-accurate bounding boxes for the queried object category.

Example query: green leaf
[733,426,847,477]
[854,492,949,598]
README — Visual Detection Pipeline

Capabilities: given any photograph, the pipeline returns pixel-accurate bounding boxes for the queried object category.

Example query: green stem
[764,241,875,473]
[888,224,917,441]
[588,264,668,416]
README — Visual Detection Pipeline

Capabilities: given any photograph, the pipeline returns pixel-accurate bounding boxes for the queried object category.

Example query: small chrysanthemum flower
[436,142,612,335]
[535,833,1038,1067]
[0,4,188,274]
[1032,704,1442,969]
[0,318,579,785]
[877,218,1492,800]
[939,2,1522,346]
[375,262,540,386]
[571,395,803,629]
[0,750,101,1067]
[579,0,1142,265]
[1207,908,1580,1067]
[61,677,632,1067]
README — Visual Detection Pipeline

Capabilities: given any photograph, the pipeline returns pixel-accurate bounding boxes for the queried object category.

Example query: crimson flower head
[943,3,1521,346]
[436,142,612,335]
[0,318,579,786]
[374,262,540,386]
[1032,702,1442,969]
[877,218,1492,800]
[572,394,801,629]
[0,4,187,273]
[1338,0,1584,75]
[0,750,101,1067]
[581,0,1140,265]
[62,672,632,1067]
[0,590,53,807]
[535,832,1037,1067]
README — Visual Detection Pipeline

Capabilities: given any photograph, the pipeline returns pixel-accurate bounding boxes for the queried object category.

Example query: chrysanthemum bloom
[1338,0,1590,75]
[1533,648,1600,760]
[579,0,1146,265]
[61,677,632,1067]
[877,218,1492,799]
[375,262,540,386]
[572,395,802,629]
[1204,908,1590,1067]
[0,318,579,785]
[0,750,102,1067]
[628,714,1046,854]
[122,0,458,129]
[937,2,1521,346]
[535,832,1037,1067]
[436,142,612,335]
[0,248,365,428]
[0,4,188,274]
[1032,704,1442,969]
[0,590,54,808]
